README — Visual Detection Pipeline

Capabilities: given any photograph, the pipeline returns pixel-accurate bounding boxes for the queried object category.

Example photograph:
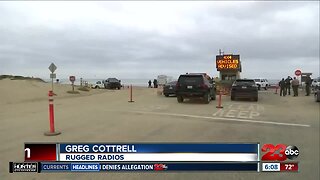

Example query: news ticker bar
[10,162,259,172]
[9,162,299,173]
[24,143,259,162]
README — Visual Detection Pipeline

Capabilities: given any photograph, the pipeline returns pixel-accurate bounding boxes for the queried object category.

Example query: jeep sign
[69,76,76,82]
[295,70,302,76]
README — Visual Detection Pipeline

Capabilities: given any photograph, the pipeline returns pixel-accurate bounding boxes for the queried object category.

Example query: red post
[128,85,134,102]
[44,91,61,136]
[216,90,223,108]
[49,93,54,132]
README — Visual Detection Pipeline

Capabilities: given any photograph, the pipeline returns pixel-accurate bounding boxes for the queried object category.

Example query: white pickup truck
[91,80,105,89]
[254,78,269,90]
[312,78,320,89]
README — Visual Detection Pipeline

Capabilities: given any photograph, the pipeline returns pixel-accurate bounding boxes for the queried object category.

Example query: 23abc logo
[261,144,299,161]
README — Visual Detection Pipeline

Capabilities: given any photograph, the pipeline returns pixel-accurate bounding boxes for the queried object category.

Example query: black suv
[175,74,216,104]
[231,79,258,101]
[104,78,121,89]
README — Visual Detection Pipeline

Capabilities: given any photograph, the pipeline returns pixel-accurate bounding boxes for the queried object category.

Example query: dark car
[315,86,320,102]
[175,74,216,104]
[163,81,177,97]
[104,78,121,90]
[231,79,258,101]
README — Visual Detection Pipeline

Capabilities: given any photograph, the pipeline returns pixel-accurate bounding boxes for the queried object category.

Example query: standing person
[148,80,152,88]
[285,76,292,95]
[305,75,312,96]
[153,79,158,88]
[279,78,287,96]
[291,77,299,96]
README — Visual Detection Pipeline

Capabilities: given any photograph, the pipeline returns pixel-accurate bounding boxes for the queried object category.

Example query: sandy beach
[0,78,319,180]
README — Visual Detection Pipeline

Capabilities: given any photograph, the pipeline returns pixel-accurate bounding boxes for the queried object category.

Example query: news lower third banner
[17,143,260,172]
[25,143,259,162]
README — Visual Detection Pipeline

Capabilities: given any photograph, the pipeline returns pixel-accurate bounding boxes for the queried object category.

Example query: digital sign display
[216,55,240,71]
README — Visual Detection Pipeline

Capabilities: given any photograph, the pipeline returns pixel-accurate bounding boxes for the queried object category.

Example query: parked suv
[315,86,320,102]
[231,79,258,101]
[254,78,269,90]
[163,81,177,97]
[175,74,216,104]
[104,78,121,89]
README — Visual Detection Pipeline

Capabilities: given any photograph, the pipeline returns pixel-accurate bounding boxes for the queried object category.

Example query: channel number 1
[25,148,31,158]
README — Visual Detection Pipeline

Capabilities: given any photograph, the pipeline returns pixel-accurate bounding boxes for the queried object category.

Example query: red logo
[154,164,168,171]
[69,76,76,82]
[262,144,299,161]
[295,70,302,76]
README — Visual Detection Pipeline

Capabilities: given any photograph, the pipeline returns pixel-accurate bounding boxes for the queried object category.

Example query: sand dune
[0,78,104,105]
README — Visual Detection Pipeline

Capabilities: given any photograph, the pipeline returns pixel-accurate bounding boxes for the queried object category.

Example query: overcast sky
[0,1,319,80]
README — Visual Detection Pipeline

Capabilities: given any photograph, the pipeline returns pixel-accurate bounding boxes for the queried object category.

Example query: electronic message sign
[216,55,240,71]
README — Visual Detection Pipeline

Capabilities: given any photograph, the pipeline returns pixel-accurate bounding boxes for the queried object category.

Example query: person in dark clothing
[153,79,158,88]
[305,75,312,96]
[279,78,287,96]
[285,76,292,95]
[148,80,152,88]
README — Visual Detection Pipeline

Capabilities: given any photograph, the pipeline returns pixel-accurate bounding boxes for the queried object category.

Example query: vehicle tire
[257,84,261,90]
[264,86,267,90]
[315,93,320,102]
[177,96,184,103]
[204,93,210,104]
[164,94,169,97]
[211,95,216,100]
[254,97,258,101]
[117,87,120,90]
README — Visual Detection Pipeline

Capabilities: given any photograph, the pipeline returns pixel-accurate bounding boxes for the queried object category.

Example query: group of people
[148,79,158,88]
[278,75,312,97]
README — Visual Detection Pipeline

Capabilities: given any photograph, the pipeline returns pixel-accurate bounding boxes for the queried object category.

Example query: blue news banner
[41,143,259,172]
